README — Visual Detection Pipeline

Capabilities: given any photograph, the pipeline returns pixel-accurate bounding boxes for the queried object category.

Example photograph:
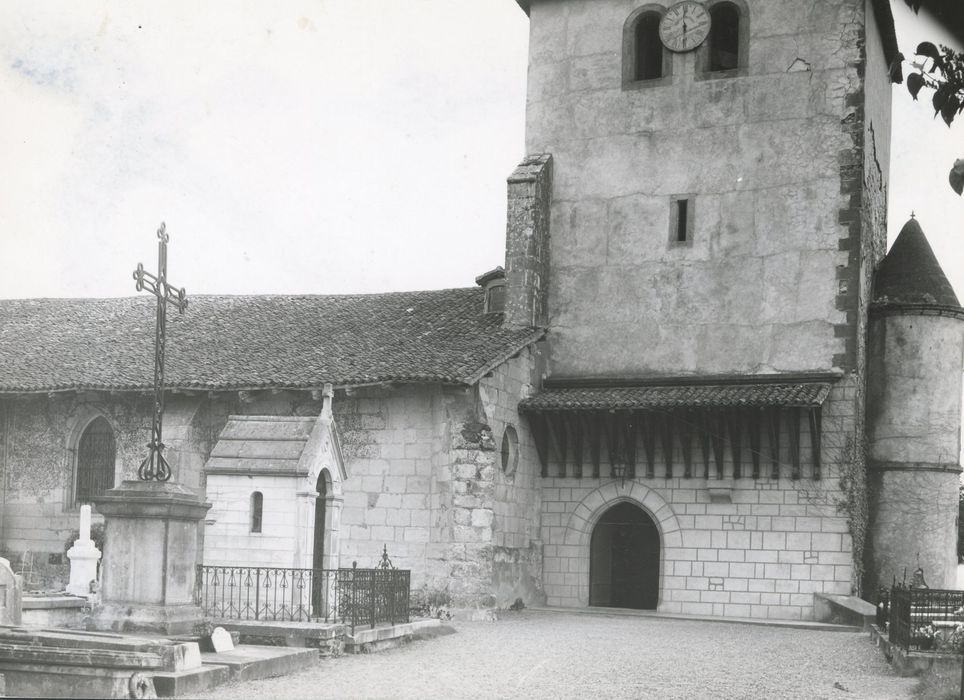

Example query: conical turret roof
[873,217,961,308]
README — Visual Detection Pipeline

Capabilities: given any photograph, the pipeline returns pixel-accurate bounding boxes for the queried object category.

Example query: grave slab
[200,645,317,682]
[152,664,229,697]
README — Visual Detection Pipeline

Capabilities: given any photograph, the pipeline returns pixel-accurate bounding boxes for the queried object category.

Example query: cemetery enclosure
[196,562,411,633]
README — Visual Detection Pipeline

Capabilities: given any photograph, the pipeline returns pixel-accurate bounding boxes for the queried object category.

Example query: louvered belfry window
[76,417,116,504]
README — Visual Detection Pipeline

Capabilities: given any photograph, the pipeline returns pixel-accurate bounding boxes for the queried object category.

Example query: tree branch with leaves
[903,1,964,194]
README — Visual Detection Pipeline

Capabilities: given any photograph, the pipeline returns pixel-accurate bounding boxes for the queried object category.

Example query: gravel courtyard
[194,611,917,699]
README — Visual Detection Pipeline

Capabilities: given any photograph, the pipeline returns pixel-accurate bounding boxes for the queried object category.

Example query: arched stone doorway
[313,470,329,571]
[311,469,331,617]
[589,502,660,609]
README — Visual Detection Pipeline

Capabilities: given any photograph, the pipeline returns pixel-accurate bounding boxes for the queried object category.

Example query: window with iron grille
[75,417,116,505]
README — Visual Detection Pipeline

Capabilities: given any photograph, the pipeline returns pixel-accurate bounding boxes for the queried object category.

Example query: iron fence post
[351,562,358,635]
[255,568,261,621]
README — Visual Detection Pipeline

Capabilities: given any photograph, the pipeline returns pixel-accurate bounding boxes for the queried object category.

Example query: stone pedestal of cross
[90,223,211,635]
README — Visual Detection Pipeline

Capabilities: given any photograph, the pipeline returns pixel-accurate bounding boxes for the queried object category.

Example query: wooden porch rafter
[523,404,822,482]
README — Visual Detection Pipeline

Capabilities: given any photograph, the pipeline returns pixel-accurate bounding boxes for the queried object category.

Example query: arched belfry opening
[589,502,660,610]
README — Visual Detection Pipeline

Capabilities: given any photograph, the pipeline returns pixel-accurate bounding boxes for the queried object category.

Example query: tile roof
[518,382,833,412]
[874,218,962,308]
[0,289,543,393]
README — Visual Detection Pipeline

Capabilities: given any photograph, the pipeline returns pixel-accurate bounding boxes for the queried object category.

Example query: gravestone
[208,627,234,653]
[66,504,102,598]
[0,558,22,625]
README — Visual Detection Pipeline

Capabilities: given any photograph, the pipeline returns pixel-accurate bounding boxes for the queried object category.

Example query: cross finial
[910,210,916,219]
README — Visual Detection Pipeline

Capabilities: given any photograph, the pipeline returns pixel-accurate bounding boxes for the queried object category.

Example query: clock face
[659,1,711,53]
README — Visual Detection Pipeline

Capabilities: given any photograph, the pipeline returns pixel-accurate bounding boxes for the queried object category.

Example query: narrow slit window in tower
[676,200,689,242]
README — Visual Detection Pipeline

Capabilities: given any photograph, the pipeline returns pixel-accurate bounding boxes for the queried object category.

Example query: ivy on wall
[837,436,868,598]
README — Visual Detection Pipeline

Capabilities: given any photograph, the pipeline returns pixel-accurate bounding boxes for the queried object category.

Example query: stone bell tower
[865,218,964,592]
[508,0,911,616]
[511,0,899,381]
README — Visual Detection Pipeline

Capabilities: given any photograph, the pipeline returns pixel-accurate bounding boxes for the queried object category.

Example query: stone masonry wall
[476,346,546,605]
[204,475,304,568]
[541,378,859,620]
[0,392,220,588]
[504,154,553,329]
[525,0,871,377]
[333,385,442,578]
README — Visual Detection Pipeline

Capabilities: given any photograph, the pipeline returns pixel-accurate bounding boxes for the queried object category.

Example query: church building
[0,0,961,622]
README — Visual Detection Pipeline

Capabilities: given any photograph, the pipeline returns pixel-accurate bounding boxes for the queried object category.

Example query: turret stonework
[865,218,964,591]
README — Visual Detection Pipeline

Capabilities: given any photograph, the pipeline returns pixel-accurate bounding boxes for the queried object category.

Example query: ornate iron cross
[133,222,188,481]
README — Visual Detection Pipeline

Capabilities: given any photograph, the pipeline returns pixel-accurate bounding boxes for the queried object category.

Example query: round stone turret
[865,217,964,593]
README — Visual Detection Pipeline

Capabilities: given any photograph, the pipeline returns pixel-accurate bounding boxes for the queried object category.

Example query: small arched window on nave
[708,2,741,72]
[75,417,116,505]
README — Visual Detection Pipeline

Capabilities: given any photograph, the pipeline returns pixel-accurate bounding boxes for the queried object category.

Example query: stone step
[153,664,230,697]
[200,645,317,682]
[529,606,863,632]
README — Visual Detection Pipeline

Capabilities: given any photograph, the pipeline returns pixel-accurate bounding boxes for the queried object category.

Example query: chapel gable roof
[0,288,543,393]
[873,217,962,308]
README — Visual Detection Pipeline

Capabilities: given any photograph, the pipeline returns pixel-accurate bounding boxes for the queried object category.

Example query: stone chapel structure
[0,0,961,621]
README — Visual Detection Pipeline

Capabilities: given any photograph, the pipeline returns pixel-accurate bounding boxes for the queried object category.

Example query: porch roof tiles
[518,381,833,412]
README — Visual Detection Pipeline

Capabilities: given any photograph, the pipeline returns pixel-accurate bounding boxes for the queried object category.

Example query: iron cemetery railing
[195,563,411,633]
[888,587,964,652]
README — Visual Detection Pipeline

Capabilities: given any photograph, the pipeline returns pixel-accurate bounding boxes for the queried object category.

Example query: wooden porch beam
[659,412,674,479]
[698,413,711,479]
[641,413,656,479]
[727,410,742,479]
[621,412,637,479]
[679,410,694,479]
[581,413,601,479]
[529,413,550,477]
[602,412,618,479]
[808,407,822,480]
[788,407,801,480]
[767,408,781,480]
[545,413,567,478]
[566,414,583,479]
[710,412,725,479]
[748,408,762,480]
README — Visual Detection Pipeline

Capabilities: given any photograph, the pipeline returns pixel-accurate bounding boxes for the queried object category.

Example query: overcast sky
[0,1,961,300]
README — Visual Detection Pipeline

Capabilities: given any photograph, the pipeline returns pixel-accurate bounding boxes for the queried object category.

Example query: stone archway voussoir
[642,490,664,515]
[599,482,619,502]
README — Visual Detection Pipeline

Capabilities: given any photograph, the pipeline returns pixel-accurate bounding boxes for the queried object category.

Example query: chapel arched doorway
[311,470,331,617]
[589,502,660,609]
[313,471,328,570]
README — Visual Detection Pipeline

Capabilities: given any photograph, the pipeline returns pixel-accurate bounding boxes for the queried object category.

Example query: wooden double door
[589,502,660,610]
